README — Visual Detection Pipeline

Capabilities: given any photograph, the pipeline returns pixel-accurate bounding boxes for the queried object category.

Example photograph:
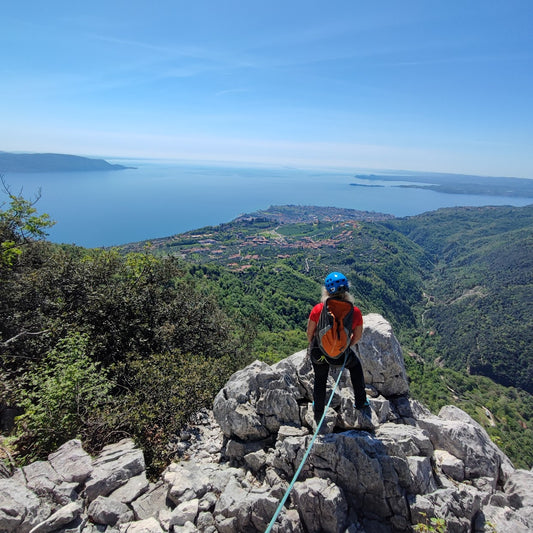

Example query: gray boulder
[85,439,145,502]
[357,313,409,396]
[476,504,532,532]
[108,472,149,504]
[29,501,83,533]
[88,495,134,526]
[48,439,92,484]
[417,405,514,486]
[21,458,79,506]
[118,517,165,532]
[130,481,171,521]
[213,477,278,533]
[0,477,50,533]
[213,360,301,441]
[410,487,483,533]
[292,477,348,533]
[505,469,533,524]
[434,449,465,482]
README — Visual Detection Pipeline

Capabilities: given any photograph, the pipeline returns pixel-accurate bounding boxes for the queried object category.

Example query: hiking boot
[354,398,370,410]
[353,399,374,430]
[313,418,329,435]
[312,409,336,435]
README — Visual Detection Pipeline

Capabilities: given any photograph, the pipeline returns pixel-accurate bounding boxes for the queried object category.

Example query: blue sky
[1,1,533,177]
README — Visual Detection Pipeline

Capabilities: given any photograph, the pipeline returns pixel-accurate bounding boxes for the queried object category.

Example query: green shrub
[15,332,112,463]
[109,350,237,476]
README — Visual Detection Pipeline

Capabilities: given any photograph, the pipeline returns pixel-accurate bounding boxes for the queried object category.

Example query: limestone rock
[85,439,145,502]
[307,432,410,525]
[118,517,164,533]
[108,472,149,504]
[357,313,409,396]
[29,501,84,533]
[292,477,348,533]
[417,406,512,486]
[434,449,465,481]
[0,477,50,533]
[48,439,92,484]
[407,456,439,495]
[213,478,278,533]
[476,504,532,532]
[213,360,301,441]
[172,498,199,527]
[410,487,482,533]
[130,481,171,521]
[375,423,434,458]
[87,495,134,526]
[505,469,533,523]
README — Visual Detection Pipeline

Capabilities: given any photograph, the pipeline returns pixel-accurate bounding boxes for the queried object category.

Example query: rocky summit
[1,314,532,532]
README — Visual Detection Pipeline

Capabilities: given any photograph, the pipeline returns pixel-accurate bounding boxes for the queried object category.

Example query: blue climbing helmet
[324,272,349,295]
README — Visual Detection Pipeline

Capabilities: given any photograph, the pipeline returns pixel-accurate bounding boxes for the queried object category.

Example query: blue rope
[264,351,348,533]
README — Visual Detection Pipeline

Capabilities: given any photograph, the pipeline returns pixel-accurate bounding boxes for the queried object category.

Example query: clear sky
[2,1,532,177]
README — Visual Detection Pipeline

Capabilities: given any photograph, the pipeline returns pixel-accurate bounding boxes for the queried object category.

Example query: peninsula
[352,173,533,198]
[0,152,134,173]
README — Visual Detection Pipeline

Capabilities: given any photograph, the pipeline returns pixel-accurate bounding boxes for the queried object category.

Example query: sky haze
[2,1,533,178]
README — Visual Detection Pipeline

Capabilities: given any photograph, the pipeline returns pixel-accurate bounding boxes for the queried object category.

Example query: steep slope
[385,205,533,392]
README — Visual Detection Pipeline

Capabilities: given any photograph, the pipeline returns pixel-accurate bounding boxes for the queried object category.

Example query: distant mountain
[0,152,133,173]
[353,173,533,198]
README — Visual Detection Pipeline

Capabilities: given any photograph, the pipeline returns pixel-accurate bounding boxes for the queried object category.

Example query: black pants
[309,342,366,422]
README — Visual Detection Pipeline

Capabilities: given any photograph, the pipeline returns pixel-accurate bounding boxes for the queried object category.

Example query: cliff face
[1,314,532,532]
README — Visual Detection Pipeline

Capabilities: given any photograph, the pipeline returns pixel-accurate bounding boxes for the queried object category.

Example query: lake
[3,160,532,248]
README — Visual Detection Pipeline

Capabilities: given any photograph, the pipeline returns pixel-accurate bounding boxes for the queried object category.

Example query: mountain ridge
[0,151,133,173]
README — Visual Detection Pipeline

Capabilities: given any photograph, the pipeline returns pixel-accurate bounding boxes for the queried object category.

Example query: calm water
[4,160,532,248]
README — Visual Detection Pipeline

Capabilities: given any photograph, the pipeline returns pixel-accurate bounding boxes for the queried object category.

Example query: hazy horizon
[2,2,533,178]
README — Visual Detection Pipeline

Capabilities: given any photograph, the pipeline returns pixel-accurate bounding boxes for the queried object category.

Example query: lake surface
[4,160,532,248]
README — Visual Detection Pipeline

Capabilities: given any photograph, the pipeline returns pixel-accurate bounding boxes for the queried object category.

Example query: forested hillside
[385,205,533,393]
[2,194,532,472]
[0,191,252,474]
[126,203,533,466]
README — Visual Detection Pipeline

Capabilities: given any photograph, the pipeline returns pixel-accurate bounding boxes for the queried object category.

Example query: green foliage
[388,205,533,392]
[0,183,55,266]
[253,329,308,363]
[1,210,252,471]
[413,513,446,533]
[109,350,239,476]
[15,333,112,463]
[405,354,533,469]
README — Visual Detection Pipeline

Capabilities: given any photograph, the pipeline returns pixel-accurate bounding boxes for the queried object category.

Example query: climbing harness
[264,351,349,533]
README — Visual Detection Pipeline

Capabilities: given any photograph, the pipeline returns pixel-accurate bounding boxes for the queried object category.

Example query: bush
[15,332,112,463]
[108,350,239,476]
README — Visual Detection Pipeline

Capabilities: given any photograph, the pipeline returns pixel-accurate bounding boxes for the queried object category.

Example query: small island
[0,152,134,173]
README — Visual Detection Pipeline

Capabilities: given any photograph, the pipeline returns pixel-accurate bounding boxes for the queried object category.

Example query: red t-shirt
[309,302,363,329]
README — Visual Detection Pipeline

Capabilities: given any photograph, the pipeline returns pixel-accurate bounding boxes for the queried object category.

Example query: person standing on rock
[306,272,369,428]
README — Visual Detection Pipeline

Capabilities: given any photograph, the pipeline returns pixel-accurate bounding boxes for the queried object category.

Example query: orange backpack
[316,298,354,358]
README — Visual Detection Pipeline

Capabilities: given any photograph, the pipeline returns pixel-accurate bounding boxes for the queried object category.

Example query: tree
[0,178,55,266]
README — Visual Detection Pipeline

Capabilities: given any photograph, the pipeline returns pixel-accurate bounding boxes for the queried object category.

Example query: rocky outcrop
[2,314,532,532]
